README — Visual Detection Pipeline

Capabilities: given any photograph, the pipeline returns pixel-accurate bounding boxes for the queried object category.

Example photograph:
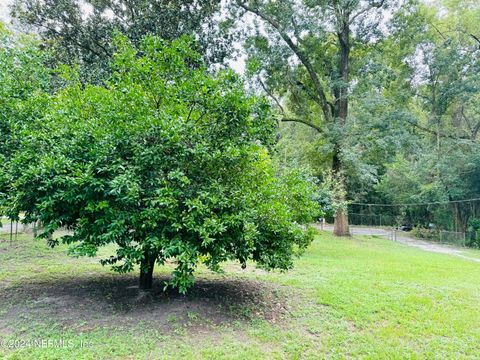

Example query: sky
[0,0,12,23]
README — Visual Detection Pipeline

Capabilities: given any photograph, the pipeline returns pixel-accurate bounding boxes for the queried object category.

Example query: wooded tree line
[233,0,480,235]
[1,0,479,289]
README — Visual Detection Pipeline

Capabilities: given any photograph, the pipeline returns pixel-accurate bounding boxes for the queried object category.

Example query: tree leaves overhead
[11,0,232,82]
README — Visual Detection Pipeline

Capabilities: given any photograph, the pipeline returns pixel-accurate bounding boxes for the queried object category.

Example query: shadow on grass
[0,274,288,333]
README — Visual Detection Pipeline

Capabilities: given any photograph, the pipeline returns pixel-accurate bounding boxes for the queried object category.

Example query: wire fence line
[438,230,467,247]
[350,197,480,207]
[348,213,397,227]
[2,214,477,248]
[348,213,478,248]
[348,197,480,235]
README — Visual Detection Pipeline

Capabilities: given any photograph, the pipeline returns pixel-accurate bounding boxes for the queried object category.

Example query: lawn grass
[1,231,480,359]
[460,248,480,260]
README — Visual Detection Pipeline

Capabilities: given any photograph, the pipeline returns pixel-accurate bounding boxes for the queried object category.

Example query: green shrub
[467,218,480,248]
[411,227,439,241]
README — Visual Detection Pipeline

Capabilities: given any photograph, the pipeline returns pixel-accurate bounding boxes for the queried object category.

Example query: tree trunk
[331,142,350,237]
[334,208,350,237]
[139,251,156,290]
[337,26,350,127]
[331,23,351,237]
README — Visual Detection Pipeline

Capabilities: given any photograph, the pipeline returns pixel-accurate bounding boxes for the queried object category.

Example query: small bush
[411,227,439,241]
[467,218,480,248]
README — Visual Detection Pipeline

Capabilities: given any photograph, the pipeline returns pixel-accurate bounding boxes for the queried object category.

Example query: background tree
[375,0,480,232]
[7,35,319,292]
[10,0,232,82]
[0,22,51,224]
[232,0,480,236]
[232,0,397,236]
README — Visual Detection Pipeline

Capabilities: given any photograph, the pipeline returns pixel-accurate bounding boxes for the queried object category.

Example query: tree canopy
[11,0,232,82]
[229,0,480,234]
[4,35,319,292]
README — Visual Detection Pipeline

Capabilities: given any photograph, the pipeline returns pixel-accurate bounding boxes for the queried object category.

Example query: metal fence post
[391,228,396,242]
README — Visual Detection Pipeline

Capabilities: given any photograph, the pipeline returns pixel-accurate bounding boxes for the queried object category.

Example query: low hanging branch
[279,117,324,133]
[257,78,324,133]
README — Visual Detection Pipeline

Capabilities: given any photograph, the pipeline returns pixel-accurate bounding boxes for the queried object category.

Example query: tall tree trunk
[139,251,156,290]
[332,24,351,237]
[332,147,350,236]
[334,208,350,236]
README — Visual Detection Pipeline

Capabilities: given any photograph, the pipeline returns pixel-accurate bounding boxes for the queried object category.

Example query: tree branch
[405,118,471,141]
[468,32,480,48]
[294,79,324,105]
[258,78,285,114]
[279,117,324,133]
[350,0,385,24]
[236,1,332,123]
[430,23,447,41]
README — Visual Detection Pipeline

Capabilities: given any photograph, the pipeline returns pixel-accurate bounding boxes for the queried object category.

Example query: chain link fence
[438,231,466,247]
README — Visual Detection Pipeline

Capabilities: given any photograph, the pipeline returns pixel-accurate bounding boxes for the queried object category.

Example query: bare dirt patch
[0,273,290,335]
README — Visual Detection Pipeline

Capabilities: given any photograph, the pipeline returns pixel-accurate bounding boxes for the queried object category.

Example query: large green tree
[7,35,319,292]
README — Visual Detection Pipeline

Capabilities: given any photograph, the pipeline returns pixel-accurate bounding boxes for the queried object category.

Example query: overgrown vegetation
[228,0,480,233]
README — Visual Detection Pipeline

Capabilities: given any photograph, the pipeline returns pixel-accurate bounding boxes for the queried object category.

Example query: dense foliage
[230,0,480,235]
[231,0,404,235]
[4,35,319,292]
[11,0,233,82]
[2,0,480,292]
[0,24,51,221]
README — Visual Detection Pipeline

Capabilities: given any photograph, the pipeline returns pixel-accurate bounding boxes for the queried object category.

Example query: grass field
[1,230,480,359]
